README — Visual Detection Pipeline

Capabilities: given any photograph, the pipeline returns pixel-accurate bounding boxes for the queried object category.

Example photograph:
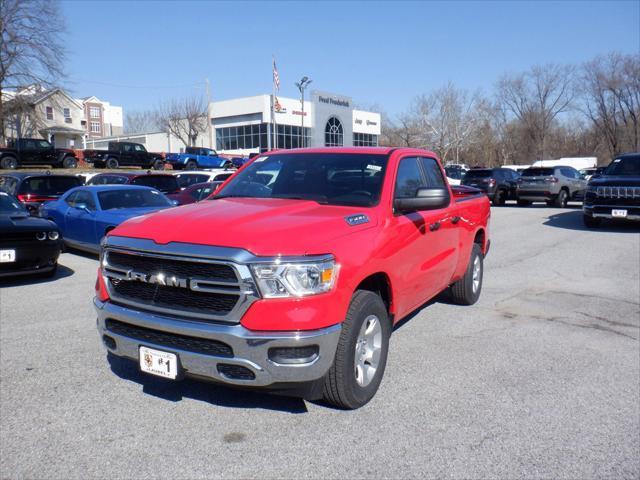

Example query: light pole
[295,76,312,148]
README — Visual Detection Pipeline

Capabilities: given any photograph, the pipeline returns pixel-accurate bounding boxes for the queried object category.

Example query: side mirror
[75,203,92,213]
[394,188,450,214]
[170,199,179,206]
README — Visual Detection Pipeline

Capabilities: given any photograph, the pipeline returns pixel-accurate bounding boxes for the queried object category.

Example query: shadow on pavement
[63,245,99,260]
[0,263,74,287]
[543,210,640,233]
[107,353,309,414]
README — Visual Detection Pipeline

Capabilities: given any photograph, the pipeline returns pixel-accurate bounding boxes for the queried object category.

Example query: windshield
[214,153,388,207]
[445,167,464,179]
[522,168,554,177]
[97,189,171,210]
[175,173,209,188]
[18,176,82,195]
[131,175,179,193]
[0,193,26,214]
[464,170,492,179]
[605,156,640,176]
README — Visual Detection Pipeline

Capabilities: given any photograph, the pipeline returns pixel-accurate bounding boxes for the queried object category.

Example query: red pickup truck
[95,147,490,409]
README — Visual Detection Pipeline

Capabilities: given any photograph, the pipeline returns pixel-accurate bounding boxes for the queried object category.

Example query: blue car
[166,147,232,170]
[41,185,174,254]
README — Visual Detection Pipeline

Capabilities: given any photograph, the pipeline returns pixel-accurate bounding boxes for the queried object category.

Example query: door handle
[450,216,460,224]
[429,221,441,232]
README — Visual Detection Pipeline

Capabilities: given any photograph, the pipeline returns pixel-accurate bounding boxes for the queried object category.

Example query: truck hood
[111,198,379,256]
[588,175,640,187]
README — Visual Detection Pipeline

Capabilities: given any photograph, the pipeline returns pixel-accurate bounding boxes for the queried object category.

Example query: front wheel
[450,243,483,305]
[322,290,390,409]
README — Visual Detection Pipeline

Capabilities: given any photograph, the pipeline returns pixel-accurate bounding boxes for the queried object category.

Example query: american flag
[272,58,280,91]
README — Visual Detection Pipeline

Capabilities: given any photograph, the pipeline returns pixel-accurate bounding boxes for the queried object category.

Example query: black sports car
[0,192,62,279]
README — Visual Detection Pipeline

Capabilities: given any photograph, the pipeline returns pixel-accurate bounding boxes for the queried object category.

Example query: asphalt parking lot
[1,204,638,479]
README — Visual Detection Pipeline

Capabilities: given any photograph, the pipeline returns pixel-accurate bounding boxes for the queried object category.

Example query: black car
[583,153,640,228]
[0,138,78,169]
[84,142,165,170]
[0,192,62,278]
[461,168,520,206]
[0,173,83,215]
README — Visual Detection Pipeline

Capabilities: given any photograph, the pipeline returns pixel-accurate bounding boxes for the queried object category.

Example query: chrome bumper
[95,299,341,387]
[583,205,640,221]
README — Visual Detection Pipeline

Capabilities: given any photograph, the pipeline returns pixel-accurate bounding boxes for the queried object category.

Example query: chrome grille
[102,248,258,323]
[596,186,640,199]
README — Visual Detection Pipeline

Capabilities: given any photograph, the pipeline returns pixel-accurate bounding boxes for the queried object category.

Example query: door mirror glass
[394,188,450,213]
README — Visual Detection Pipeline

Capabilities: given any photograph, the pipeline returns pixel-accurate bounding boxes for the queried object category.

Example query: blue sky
[61,0,639,117]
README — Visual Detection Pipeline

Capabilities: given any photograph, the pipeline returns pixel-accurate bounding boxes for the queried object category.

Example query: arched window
[324,117,344,147]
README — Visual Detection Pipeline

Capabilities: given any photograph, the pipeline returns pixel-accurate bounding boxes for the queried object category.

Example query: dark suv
[0,173,83,215]
[461,168,519,205]
[583,153,640,227]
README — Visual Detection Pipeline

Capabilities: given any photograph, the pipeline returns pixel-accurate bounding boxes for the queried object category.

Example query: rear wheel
[106,157,119,169]
[152,159,164,170]
[492,189,506,206]
[554,189,568,208]
[62,156,77,169]
[583,214,601,228]
[517,199,531,207]
[0,156,18,169]
[185,160,197,170]
[450,243,483,305]
[322,290,390,409]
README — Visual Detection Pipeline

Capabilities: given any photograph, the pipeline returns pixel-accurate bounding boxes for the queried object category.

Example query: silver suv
[516,166,586,207]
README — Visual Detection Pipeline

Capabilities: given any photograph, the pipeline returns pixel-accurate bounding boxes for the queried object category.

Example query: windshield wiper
[210,194,250,200]
[271,194,329,204]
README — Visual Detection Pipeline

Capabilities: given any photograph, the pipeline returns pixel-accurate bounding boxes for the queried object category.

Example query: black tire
[492,189,506,206]
[62,156,77,169]
[152,159,164,170]
[583,214,601,228]
[0,156,18,169]
[554,189,568,208]
[185,160,197,170]
[322,290,390,410]
[517,199,531,207]
[106,157,119,169]
[450,243,483,306]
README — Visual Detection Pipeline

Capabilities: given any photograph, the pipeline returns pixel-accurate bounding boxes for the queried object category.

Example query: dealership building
[85,91,381,155]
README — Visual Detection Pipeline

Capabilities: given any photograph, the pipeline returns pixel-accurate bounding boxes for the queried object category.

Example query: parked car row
[0,138,249,171]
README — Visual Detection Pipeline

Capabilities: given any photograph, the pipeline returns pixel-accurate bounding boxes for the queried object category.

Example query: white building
[85,91,381,155]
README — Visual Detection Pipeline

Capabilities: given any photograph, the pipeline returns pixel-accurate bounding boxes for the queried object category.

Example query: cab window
[395,157,426,198]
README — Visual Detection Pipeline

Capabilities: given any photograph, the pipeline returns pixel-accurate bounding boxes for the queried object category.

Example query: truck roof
[266,146,436,156]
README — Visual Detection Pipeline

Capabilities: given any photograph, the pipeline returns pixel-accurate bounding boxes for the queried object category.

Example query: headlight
[36,232,47,241]
[48,231,60,240]
[586,185,597,193]
[251,257,338,298]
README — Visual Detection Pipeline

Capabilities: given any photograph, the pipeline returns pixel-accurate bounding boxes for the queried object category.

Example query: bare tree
[497,64,575,159]
[0,0,66,143]
[124,109,160,134]
[155,96,208,147]
[410,83,484,163]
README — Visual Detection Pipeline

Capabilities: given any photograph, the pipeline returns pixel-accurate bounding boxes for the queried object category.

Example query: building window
[275,124,311,150]
[90,106,101,119]
[90,121,101,133]
[63,108,72,124]
[325,117,343,147]
[45,106,54,120]
[353,133,379,147]
[216,123,270,152]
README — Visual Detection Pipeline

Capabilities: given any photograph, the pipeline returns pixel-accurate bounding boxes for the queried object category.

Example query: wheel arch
[354,272,395,318]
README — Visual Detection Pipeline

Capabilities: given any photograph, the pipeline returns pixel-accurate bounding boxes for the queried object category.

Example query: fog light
[268,345,319,365]
[102,335,116,349]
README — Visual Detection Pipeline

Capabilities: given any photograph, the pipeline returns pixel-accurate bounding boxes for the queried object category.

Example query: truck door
[133,144,147,166]
[120,144,135,166]
[389,156,459,314]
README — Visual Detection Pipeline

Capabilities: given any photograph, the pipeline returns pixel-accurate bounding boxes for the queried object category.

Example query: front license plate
[612,209,628,218]
[0,249,16,263]
[139,346,178,379]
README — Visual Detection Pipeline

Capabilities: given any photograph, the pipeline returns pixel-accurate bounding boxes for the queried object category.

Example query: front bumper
[583,204,640,221]
[0,241,61,278]
[95,299,341,387]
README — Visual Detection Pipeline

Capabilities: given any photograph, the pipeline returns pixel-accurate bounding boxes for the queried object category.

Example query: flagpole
[272,56,277,150]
